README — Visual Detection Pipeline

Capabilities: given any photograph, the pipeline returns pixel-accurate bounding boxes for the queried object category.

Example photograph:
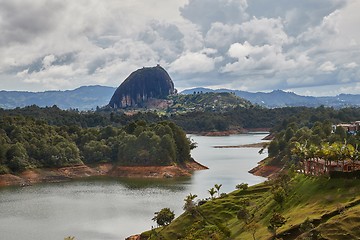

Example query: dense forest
[1,104,360,175]
[176,106,360,132]
[0,115,193,174]
[2,105,360,132]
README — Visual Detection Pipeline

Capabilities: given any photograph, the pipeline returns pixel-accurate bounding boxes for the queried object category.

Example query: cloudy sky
[0,0,359,96]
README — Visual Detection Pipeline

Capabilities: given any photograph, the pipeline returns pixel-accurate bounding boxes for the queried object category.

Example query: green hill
[140,174,360,240]
[169,92,252,112]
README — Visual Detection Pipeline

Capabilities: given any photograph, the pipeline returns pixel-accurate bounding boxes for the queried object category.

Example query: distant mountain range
[0,85,116,110]
[1,85,360,110]
[181,88,360,108]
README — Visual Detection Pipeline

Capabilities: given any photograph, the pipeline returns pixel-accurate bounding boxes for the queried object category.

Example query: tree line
[2,105,360,133]
[0,115,193,174]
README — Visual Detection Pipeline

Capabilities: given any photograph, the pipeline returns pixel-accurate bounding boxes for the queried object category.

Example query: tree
[272,186,286,208]
[268,212,286,237]
[214,184,222,197]
[183,193,198,216]
[335,126,346,139]
[236,183,248,191]
[158,134,177,164]
[239,197,250,206]
[331,142,344,171]
[292,141,309,174]
[6,143,29,172]
[342,141,355,171]
[237,205,251,224]
[348,144,359,172]
[319,142,332,173]
[268,140,279,157]
[82,140,111,163]
[208,187,216,199]
[284,127,294,142]
[152,208,175,227]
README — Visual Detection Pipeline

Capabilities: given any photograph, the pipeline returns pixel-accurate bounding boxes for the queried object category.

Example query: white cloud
[42,55,56,69]
[239,17,293,46]
[180,0,248,32]
[344,62,358,69]
[0,0,359,95]
[222,41,297,74]
[318,61,337,72]
[169,51,218,73]
[205,22,242,49]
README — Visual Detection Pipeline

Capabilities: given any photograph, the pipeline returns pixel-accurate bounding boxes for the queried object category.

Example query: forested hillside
[0,116,193,174]
[2,105,360,133]
[170,106,360,132]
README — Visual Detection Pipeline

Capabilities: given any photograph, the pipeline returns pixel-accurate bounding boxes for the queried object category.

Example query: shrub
[152,208,175,227]
[236,183,249,191]
[0,165,9,174]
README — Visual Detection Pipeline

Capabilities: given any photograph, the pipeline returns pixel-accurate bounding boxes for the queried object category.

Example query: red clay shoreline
[0,161,208,187]
[0,130,278,187]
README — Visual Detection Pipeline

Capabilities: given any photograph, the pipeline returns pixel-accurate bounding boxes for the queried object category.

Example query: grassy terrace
[141,175,360,240]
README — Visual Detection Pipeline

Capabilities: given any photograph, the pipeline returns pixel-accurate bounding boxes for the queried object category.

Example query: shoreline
[0,160,208,188]
[213,142,267,148]
[248,158,281,178]
[188,128,271,136]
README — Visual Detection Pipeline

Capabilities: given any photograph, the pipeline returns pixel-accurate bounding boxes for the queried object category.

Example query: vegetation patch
[141,174,360,239]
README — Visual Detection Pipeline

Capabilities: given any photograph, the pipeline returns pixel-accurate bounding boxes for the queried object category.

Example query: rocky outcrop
[109,65,175,108]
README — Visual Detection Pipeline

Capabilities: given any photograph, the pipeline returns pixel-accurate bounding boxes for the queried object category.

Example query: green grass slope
[141,175,360,240]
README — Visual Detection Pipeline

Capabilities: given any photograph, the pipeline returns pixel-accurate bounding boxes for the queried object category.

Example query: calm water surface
[0,134,267,240]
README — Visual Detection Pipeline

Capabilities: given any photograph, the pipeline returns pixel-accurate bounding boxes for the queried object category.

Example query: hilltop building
[332,121,360,135]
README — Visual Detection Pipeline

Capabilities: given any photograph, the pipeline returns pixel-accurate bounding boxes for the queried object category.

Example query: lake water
[0,134,267,240]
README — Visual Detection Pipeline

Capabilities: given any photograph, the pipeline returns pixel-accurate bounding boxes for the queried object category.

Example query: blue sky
[0,0,359,96]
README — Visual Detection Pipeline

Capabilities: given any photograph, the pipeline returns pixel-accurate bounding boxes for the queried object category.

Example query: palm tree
[208,187,216,199]
[292,141,309,174]
[353,144,359,170]
[351,144,359,171]
[214,184,222,197]
[308,144,319,175]
[185,193,197,201]
[340,140,348,171]
[331,142,342,171]
[320,142,332,173]
[183,193,198,216]
[291,141,302,172]
[336,140,351,172]
[343,142,355,172]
